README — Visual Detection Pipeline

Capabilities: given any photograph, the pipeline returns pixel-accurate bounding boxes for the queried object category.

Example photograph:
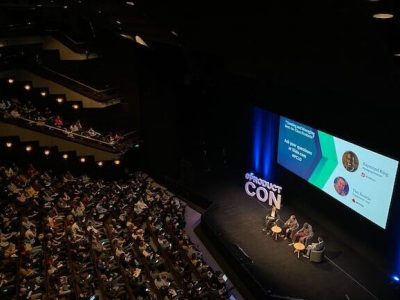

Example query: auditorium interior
[1,1,400,300]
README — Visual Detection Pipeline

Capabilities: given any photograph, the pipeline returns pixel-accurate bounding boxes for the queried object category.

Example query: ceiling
[136,0,400,104]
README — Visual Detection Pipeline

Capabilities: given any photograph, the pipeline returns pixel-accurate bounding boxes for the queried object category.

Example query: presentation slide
[277,116,398,229]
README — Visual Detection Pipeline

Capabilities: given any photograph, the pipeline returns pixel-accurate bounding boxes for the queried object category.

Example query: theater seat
[310,247,325,263]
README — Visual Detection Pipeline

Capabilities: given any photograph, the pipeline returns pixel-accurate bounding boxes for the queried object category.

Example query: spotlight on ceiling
[135,35,149,47]
[5,142,12,148]
[62,154,68,160]
[25,145,32,152]
[24,84,31,91]
[40,91,47,97]
[72,104,79,110]
[171,30,178,37]
[126,1,135,6]
[373,13,394,19]
[114,160,121,165]
[8,78,14,84]
[56,97,64,104]
[44,149,50,156]
[80,157,86,163]
[120,33,134,41]
[97,161,104,167]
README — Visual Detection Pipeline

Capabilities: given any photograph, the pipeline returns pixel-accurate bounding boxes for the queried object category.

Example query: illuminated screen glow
[277,116,398,229]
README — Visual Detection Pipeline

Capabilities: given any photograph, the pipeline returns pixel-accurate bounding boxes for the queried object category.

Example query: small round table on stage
[271,225,282,240]
[293,242,305,258]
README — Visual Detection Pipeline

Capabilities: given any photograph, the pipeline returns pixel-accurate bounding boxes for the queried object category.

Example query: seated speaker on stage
[288,222,313,246]
[280,215,299,240]
[262,204,280,234]
[303,236,324,259]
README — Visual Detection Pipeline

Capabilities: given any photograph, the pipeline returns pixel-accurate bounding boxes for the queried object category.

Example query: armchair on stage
[309,246,325,263]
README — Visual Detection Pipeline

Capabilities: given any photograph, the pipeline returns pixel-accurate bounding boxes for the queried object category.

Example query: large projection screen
[277,116,398,229]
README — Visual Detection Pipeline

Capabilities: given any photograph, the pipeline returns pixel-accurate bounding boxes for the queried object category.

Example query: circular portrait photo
[342,151,359,172]
[334,176,349,196]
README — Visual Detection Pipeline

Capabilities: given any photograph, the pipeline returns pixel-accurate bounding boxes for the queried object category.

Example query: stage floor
[185,172,398,300]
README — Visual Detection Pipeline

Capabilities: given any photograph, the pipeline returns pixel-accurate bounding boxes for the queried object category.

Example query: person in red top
[53,115,64,127]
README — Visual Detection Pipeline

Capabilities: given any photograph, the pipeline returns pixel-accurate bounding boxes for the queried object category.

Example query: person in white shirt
[303,237,325,258]
[263,204,280,234]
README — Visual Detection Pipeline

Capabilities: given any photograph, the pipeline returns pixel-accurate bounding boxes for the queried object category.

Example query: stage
[182,171,398,300]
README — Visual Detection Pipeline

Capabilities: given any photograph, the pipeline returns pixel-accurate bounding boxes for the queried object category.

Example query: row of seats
[0,162,229,299]
[0,78,133,152]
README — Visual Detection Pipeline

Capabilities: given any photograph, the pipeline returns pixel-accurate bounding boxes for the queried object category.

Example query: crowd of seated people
[0,162,229,299]
[0,96,131,151]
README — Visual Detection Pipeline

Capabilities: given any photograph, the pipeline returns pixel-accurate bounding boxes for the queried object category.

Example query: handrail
[58,32,88,46]
[123,131,137,138]
[39,65,116,94]
[18,116,116,146]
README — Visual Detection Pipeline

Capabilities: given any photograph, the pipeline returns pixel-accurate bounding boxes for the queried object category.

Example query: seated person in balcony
[70,120,83,133]
[9,107,21,118]
[262,204,280,234]
[53,115,64,127]
[303,236,325,258]
[0,99,11,110]
[70,123,79,133]
[289,222,313,245]
[87,128,101,137]
[280,215,298,240]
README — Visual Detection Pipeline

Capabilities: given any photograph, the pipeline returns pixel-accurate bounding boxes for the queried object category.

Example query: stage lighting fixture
[62,154,68,159]
[24,84,31,91]
[56,97,64,103]
[72,104,79,110]
[8,78,14,84]
[80,157,86,163]
[116,20,122,25]
[114,160,121,165]
[126,1,135,6]
[171,30,178,37]
[135,35,149,47]
[44,149,50,156]
[373,13,394,19]
[392,275,400,282]
[25,145,32,152]
[120,33,134,41]
[40,91,47,97]
[5,142,12,148]
[97,161,104,167]
[134,143,140,148]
